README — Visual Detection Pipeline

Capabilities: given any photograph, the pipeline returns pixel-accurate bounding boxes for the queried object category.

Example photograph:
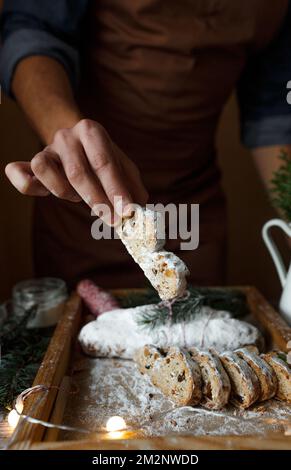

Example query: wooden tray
[8,287,291,450]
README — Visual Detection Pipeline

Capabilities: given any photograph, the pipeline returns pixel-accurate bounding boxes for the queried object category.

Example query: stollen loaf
[79,304,263,359]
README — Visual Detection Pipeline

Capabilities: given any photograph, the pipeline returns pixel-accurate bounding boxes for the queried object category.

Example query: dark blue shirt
[1,0,291,149]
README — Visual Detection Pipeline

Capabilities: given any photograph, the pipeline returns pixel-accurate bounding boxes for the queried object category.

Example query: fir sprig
[118,286,248,330]
[270,150,291,221]
[0,310,52,409]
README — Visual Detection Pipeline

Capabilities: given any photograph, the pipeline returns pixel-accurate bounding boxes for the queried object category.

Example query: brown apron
[33,0,288,289]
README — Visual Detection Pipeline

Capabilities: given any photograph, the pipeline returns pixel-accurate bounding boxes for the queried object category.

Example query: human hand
[5,119,148,223]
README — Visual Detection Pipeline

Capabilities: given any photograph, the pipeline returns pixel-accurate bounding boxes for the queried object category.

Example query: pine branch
[270,150,291,221]
[0,306,36,350]
[119,286,248,330]
[0,310,52,409]
[116,289,161,309]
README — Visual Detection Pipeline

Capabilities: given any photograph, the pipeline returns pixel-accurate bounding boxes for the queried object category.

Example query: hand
[5,119,148,223]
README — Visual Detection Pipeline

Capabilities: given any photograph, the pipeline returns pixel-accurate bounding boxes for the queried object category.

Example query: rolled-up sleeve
[0,0,88,96]
[238,2,291,149]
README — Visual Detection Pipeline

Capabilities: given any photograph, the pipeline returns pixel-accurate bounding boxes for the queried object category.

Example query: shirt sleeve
[237,2,291,149]
[0,0,89,96]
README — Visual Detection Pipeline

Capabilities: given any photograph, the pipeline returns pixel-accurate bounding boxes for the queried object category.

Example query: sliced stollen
[236,348,278,401]
[151,346,202,406]
[116,206,189,300]
[134,344,163,377]
[188,348,231,409]
[262,351,291,403]
[240,345,260,354]
[135,345,202,406]
[220,352,261,408]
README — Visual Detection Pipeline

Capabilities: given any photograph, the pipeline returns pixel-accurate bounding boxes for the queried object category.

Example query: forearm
[12,55,83,144]
[252,145,291,192]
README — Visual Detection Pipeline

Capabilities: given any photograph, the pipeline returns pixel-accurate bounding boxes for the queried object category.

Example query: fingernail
[122,202,136,217]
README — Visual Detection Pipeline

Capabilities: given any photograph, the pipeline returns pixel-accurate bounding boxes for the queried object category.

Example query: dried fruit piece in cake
[262,351,291,403]
[220,352,261,408]
[236,348,278,401]
[188,348,231,409]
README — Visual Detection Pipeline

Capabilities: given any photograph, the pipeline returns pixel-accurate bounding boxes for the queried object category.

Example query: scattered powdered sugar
[79,305,262,359]
[61,357,291,441]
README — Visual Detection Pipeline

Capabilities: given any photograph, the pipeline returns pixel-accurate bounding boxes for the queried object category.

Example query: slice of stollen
[134,344,163,377]
[262,351,291,403]
[240,345,260,354]
[188,348,231,409]
[236,348,278,401]
[151,346,202,406]
[116,206,189,300]
[117,206,165,253]
[139,251,189,300]
[220,352,261,408]
[135,345,202,406]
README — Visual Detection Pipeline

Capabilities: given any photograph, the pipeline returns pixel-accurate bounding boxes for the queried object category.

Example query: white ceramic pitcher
[262,218,291,325]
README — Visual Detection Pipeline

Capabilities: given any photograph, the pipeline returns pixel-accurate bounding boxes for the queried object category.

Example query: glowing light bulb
[106,416,126,433]
[7,410,20,429]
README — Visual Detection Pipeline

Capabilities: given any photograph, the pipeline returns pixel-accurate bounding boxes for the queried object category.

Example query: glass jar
[12,277,68,328]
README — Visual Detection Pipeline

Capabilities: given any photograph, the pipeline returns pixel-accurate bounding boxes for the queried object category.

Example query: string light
[6,385,132,449]
[7,410,20,429]
[6,384,291,449]
[106,416,127,432]
[7,398,24,429]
